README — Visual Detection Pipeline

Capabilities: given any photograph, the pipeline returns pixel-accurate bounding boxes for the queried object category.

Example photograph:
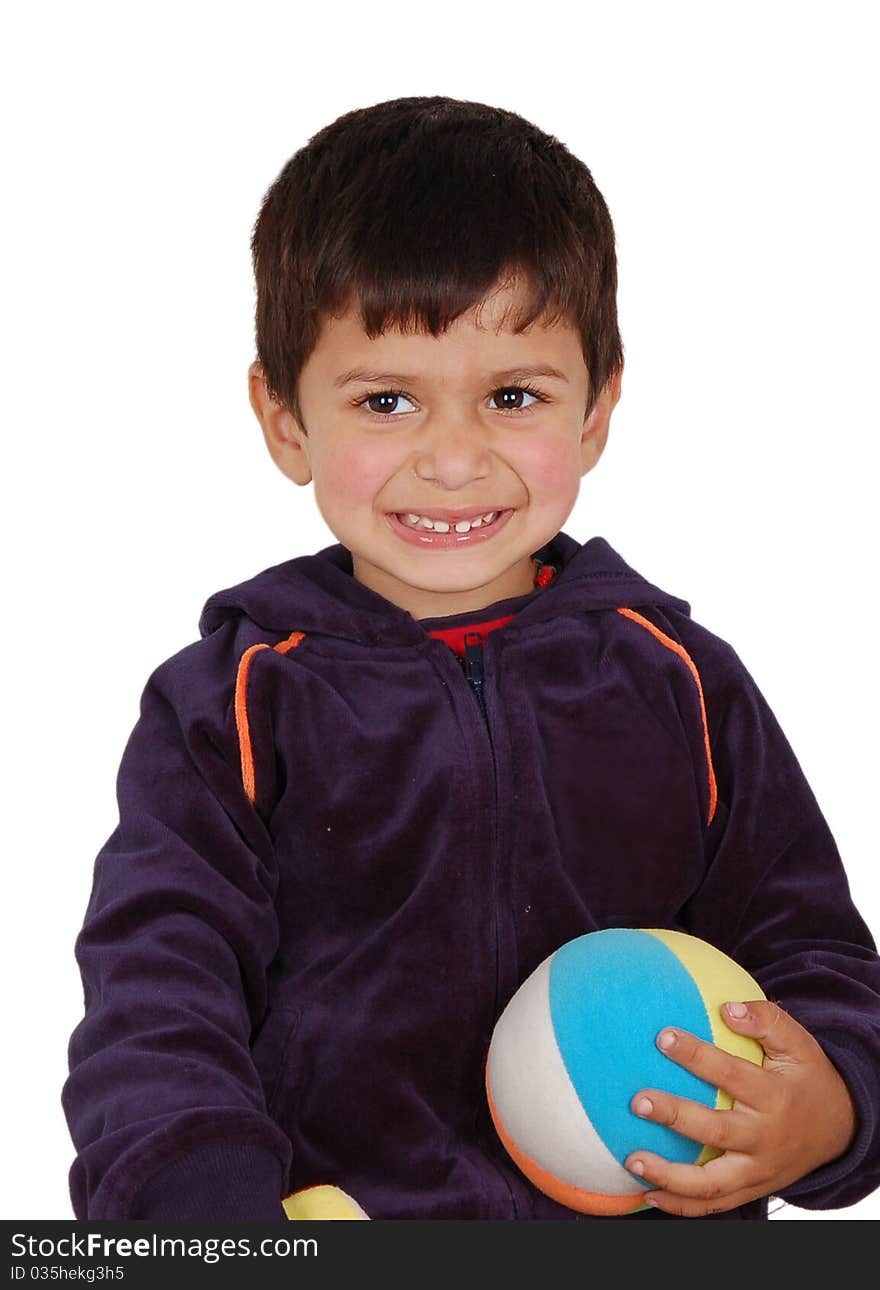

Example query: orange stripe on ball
[485,1070,647,1216]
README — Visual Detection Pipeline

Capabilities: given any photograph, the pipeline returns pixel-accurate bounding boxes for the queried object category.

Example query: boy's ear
[580,364,622,475]
[248,362,312,485]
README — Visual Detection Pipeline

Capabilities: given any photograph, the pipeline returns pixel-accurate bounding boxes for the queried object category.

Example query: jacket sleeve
[674,618,880,1211]
[62,625,292,1219]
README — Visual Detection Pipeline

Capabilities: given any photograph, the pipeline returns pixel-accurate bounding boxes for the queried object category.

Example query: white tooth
[433,520,450,532]
[405,513,421,524]
[482,511,497,524]
[454,520,472,533]
[419,517,435,529]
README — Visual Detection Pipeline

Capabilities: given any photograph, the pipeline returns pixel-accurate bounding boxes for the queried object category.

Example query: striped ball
[485,928,765,1215]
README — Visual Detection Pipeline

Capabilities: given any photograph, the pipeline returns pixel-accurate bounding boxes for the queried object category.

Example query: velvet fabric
[63,532,880,1219]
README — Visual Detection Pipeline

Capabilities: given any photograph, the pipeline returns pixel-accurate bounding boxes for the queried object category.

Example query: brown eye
[490,384,544,415]
[359,390,415,416]
[491,386,542,412]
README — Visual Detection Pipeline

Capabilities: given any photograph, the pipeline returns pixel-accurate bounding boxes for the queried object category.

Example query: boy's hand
[624,1001,857,1216]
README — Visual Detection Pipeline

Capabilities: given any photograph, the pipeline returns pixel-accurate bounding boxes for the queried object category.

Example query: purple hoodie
[63,532,880,1220]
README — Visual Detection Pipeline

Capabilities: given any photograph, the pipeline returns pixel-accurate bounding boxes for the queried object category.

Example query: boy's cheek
[515,436,582,492]
[316,445,393,509]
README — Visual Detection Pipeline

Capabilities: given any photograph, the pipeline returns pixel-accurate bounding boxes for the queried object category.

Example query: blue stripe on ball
[549,929,715,1167]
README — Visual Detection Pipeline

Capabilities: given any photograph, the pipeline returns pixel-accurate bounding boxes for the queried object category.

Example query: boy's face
[250,279,620,619]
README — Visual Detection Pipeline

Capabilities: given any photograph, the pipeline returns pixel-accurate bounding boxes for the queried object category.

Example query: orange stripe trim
[616,607,717,825]
[234,632,306,804]
[274,630,306,656]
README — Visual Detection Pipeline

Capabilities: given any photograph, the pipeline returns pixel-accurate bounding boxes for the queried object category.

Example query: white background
[2,0,877,1221]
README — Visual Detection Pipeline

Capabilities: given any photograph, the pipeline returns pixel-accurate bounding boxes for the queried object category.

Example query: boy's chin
[371,558,541,618]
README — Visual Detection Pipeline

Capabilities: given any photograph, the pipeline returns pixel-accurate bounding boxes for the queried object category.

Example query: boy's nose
[411,418,493,489]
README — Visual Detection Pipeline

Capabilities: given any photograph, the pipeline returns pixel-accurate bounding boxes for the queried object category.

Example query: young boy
[63,95,880,1221]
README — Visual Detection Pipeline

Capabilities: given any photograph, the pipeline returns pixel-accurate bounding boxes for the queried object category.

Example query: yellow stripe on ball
[644,929,766,1164]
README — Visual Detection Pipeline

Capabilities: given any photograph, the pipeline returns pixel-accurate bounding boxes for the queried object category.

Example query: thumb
[721,998,811,1061]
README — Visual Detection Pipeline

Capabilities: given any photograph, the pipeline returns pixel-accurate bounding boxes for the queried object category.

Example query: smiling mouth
[394,509,506,534]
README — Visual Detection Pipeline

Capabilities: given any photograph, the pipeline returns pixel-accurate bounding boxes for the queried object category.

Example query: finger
[624,1149,757,1210]
[629,1088,756,1155]
[721,999,816,1063]
[654,1026,766,1104]
[639,1176,768,1218]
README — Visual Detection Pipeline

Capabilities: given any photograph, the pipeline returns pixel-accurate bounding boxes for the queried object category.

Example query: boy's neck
[351,554,541,622]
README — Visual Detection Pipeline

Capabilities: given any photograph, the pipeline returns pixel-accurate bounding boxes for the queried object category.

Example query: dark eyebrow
[333,364,570,388]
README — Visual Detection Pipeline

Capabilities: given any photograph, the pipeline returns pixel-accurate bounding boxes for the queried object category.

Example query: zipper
[462,632,498,1008]
[462,632,490,727]
[460,632,520,1217]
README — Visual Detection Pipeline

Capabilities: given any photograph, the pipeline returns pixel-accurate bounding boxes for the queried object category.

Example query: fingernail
[657,1030,676,1051]
[635,1097,654,1116]
[725,1001,749,1019]
[644,1197,658,1207]
[629,1159,645,1176]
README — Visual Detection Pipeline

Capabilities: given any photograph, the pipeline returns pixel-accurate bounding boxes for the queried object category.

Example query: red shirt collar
[425,560,556,658]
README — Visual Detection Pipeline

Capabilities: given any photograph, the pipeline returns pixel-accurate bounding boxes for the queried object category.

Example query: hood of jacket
[198,530,691,647]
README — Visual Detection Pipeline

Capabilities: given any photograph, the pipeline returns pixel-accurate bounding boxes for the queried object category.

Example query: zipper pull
[463,631,493,736]
[463,631,489,723]
[463,632,485,688]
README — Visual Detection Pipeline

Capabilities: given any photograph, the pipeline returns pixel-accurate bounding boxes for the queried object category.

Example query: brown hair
[251,96,623,427]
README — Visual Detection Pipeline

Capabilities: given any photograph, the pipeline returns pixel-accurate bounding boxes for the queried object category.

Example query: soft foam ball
[282,1185,370,1220]
[485,927,766,1215]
